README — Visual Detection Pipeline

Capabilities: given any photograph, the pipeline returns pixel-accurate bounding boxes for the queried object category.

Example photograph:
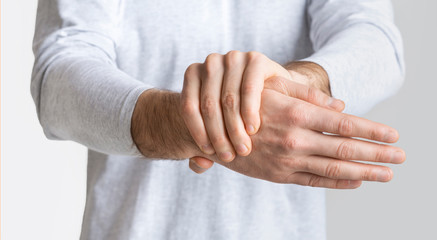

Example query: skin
[190,88,404,188]
[131,51,406,189]
[183,51,338,170]
[181,52,338,162]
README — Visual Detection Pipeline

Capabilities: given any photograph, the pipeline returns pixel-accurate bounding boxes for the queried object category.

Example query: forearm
[131,89,202,159]
[33,55,149,155]
[284,61,332,96]
[304,0,404,114]
[32,0,154,155]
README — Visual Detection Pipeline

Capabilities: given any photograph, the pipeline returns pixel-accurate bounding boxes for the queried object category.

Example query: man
[31,0,405,239]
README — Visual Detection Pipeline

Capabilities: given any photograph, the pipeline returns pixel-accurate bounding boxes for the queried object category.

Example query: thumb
[189,157,214,174]
[265,76,345,112]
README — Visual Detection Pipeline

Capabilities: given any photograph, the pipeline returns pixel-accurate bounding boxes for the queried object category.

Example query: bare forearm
[284,61,332,96]
[131,89,201,159]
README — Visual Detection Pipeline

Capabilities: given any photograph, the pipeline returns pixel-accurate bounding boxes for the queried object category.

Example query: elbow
[384,52,406,100]
[33,94,63,141]
[31,59,64,142]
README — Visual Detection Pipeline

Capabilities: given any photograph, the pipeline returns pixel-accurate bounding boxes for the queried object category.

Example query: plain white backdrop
[1,1,436,239]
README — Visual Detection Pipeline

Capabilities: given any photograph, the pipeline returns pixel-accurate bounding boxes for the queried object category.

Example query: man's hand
[131,89,203,159]
[188,59,341,173]
[180,51,344,163]
[190,88,405,188]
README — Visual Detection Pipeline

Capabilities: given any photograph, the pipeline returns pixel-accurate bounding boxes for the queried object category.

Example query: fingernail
[328,97,341,109]
[391,151,405,163]
[190,158,205,169]
[236,144,249,155]
[376,168,391,182]
[384,130,398,142]
[347,180,362,188]
[219,151,233,162]
[246,125,256,135]
[201,144,215,154]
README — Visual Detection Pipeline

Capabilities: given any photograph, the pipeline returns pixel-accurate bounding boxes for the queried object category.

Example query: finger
[189,158,210,174]
[192,156,214,168]
[222,51,252,156]
[265,77,345,112]
[288,172,362,189]
[241,52,291,135]
[295,100,399,143]
[201,53,236,162]
[309,132,406,164]
[298,156,394,182]
[181,63,215,154]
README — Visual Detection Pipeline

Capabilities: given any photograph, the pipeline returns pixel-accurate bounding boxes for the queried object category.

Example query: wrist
[131,89,202,159]
[284,61,332,96]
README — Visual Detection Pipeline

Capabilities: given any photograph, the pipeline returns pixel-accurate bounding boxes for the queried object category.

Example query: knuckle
[201,95,217,118]
[206,53,222,62]
[180,98,197,117]
[336,140,356,159]
[281,135,300,151]
[325,162,342,179]
[306,87,320,103]
[221,92,238,111]
[204,53,222,75]
[225,50,243,67]
[289,106,308,126]
[338,117,354,136]
[247,51,263,62]
[361,167,374,181]
[184,63,200,78]
[307,175,322,187]
[374,147,389,162]
[241,82,257,96]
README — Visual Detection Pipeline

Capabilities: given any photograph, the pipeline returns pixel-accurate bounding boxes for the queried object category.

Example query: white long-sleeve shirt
[31,1,404,239]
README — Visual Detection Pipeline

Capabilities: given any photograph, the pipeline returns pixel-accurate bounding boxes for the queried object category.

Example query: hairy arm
[31,0,150,155]
[131,89,201,159]
[285,61,332,96]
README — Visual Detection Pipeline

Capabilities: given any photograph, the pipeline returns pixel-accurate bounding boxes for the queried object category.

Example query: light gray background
[1,1,436,239]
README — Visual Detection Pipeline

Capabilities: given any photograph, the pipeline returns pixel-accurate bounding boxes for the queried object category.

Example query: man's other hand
[190,89,405,188]
[181,51,343,163]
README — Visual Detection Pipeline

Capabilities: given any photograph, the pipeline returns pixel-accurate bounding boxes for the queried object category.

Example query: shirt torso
[80,1,326,240]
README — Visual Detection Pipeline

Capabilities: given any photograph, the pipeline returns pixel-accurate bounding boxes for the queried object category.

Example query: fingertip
[337,180,362,189]
[246,122,260,135]
[189,159,207,174]
[348,180,362,189]
[378,168,393,182]
[328,98,345,112]
[385,168,394,182]
[200,144,215,155]
[189,157,214,174]
[191,157,214,169]
[337,100,346,112]
[218,151,235,163]
[245,124,256,135]
[397,150,406,164]
[241,108,260,135]
[384,129,400,143]
[236,142,251,156]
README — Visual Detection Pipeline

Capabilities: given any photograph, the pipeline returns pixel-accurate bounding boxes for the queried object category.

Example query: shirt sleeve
[302,0,405,115]
[31,0,151,156]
